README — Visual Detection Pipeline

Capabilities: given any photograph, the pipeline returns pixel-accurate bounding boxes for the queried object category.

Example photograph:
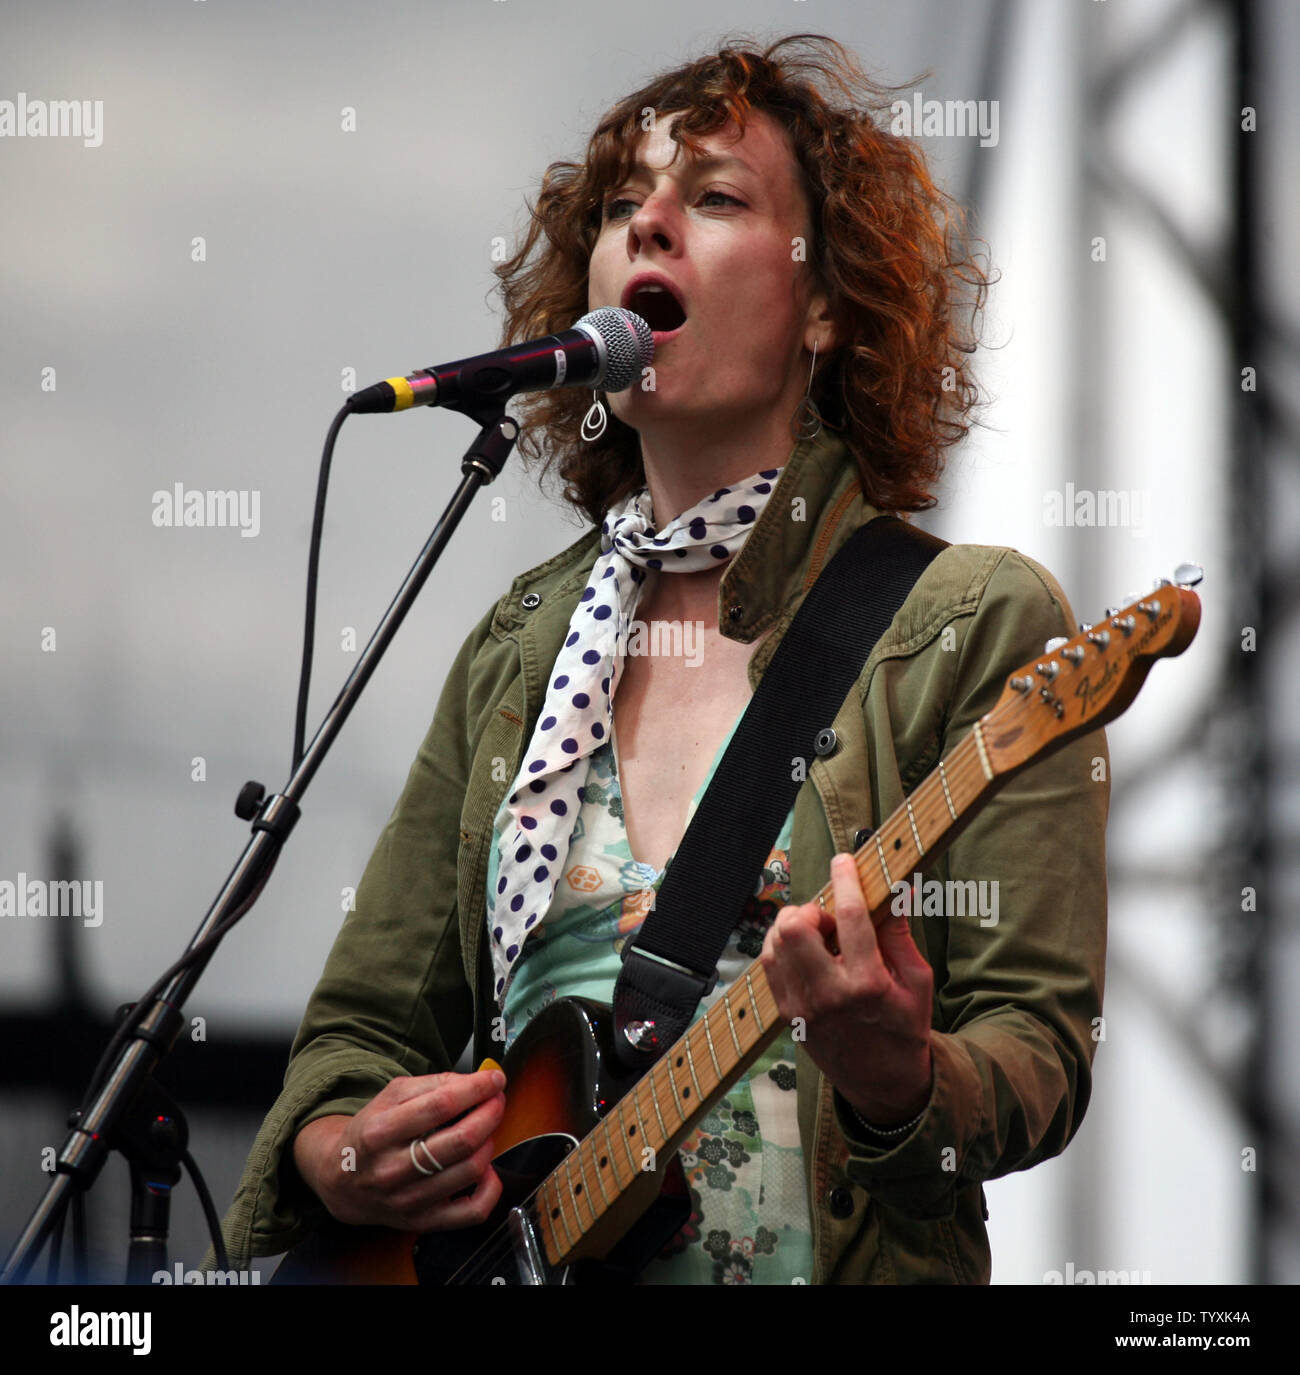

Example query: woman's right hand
[292,1067,507,1232]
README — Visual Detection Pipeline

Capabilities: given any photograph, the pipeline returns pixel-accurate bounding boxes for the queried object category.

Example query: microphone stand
[2,399,520,1284]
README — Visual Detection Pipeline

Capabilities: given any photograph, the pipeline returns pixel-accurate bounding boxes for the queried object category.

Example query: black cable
[294,401,356,771]
[183,1149,230,1273]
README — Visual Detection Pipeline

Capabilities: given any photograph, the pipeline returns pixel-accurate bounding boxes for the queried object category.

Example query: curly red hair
[492,31,993,524]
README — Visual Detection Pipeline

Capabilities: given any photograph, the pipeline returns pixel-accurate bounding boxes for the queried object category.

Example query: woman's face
[587,109,830,438]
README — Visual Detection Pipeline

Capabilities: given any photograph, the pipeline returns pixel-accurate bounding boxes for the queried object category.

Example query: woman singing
[214,32,1108,1285]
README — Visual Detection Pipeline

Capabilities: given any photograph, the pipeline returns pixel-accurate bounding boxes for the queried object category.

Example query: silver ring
[410,1136,443,1176]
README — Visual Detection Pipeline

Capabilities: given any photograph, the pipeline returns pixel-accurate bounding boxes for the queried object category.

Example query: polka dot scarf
[487,465,784,1006]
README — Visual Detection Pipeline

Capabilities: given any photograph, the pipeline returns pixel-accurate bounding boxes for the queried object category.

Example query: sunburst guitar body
[273,997,691,1284]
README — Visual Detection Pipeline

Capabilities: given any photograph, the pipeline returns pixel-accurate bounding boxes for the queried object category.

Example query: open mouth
[624,283,688,336]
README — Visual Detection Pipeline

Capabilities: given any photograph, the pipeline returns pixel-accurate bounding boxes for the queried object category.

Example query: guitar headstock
[979,565,1203,775]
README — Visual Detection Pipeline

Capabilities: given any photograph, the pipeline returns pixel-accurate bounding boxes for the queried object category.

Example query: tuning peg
[1104,607,1120,617]
[1044,636,1068,653]
[1078,622,1092,633]
[1173,562,1203,587]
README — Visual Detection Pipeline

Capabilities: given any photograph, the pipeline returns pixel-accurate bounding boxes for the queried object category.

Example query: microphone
[348,307,654,415]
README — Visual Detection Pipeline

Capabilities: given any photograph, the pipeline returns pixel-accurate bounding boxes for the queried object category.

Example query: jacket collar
[491,424,876,642]
[717,425,876,642]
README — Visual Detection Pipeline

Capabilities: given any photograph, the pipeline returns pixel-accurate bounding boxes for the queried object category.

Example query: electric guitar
[274,573,1202,1284]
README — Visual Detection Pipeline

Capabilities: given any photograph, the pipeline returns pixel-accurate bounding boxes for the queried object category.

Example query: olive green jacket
[210,425,1108,1284]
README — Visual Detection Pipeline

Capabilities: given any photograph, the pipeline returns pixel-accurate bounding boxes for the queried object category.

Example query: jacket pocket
[873,1203,966,1284]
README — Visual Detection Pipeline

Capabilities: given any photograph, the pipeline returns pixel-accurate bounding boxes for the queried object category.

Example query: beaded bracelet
[849,1102,926,1139]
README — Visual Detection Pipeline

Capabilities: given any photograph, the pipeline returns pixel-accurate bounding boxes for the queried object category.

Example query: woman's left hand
[760,852,934,1127]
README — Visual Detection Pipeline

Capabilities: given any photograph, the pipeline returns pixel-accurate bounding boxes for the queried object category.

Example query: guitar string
[447,1186,554,1285]
[448,1195,539,1284]
[448,1219,516,1285]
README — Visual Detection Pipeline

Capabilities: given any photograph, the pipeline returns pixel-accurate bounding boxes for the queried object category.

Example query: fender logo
[1073,656,1120,720]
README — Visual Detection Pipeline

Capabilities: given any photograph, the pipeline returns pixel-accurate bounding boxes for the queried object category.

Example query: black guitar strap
[471,514,948,1072]
[607,514,948,1070]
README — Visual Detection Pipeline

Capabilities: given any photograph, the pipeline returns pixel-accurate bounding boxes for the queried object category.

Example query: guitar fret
[575,1142,602,1220]
[600,1116,622,1195]
[618,1100,640,1176]
[743,970,765,1033]
[938,759,958,820]
[905,799,925,856]
[682,1025,704,1100]
[548,1175,576,1252]
[661,1046,685,1120]
[702,1009,724,1078]
[564,1159,590,1230]
[586,1133,611,1208]
[874,832,893,888]
[631,1088,652,1164]
[722,995,743,1055]
[647,1066,670,1140]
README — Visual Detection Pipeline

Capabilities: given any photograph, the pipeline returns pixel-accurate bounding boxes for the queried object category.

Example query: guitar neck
[534,724,1000,1268]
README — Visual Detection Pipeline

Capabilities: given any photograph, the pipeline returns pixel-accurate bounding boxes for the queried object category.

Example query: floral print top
[488,711,813,1284]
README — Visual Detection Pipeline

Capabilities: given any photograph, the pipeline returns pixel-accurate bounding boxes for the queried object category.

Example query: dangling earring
[790,338,824,441]
[581,391,608,442]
